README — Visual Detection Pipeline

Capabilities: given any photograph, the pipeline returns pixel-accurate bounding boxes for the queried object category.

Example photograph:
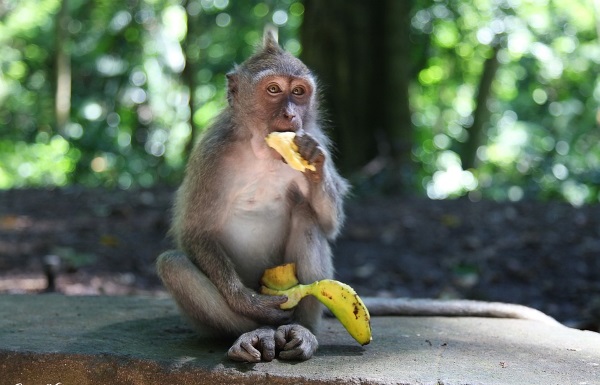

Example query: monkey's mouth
[271,118,301,133]
[272,125,297,133]
[272,124,300,133]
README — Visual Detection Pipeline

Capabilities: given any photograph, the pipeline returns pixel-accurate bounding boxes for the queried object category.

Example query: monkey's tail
[359,297,563,326]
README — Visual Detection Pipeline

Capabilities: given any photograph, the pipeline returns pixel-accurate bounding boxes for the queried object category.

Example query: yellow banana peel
[265,132,316,172]
[260,263,372,346]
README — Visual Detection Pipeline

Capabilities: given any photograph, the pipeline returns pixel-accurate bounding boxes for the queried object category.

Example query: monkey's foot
[227,324,318,362]
[227,327,278,363]
[274,324,318,361]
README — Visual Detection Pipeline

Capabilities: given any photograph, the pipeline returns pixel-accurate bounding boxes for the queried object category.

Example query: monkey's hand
[227,327,277,362]
[275,324,318,361]
[233,288,293,325]
[293,133,325,183]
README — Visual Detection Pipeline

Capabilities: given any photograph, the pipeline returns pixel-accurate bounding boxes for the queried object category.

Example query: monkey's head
[226,31,318,135]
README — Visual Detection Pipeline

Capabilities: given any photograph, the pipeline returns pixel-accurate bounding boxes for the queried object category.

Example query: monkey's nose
[283,111,296,121]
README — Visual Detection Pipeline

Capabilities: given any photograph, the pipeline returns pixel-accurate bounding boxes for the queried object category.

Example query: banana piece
[260,263,372,346]
[260,262,299,290]
[265,132,317,172]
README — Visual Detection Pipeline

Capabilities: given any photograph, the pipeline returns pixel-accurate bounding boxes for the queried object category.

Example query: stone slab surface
[0,294,599,385]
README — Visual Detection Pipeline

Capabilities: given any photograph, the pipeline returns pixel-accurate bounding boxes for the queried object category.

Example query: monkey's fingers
[265,131,316,172]
[260,294,290,309]
[257,332,277,362]
[255,294,294,325]
[228,339,262,362]
[234,342,262,362]
[275,324,318,361]
[228,327,277,363]
[293,134,324,165]
[270,294,290,304]
[293,134,325,184]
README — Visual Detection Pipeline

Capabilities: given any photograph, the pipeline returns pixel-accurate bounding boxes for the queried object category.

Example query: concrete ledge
[1,294,599,385]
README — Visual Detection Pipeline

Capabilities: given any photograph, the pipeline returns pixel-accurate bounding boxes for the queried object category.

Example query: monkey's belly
[220,205,289,286]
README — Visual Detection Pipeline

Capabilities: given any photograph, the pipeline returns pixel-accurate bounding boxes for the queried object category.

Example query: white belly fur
[219,148,308,287]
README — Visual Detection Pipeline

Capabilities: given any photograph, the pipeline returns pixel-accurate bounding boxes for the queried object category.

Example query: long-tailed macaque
[157,30,349,362]
[157,31,560,363]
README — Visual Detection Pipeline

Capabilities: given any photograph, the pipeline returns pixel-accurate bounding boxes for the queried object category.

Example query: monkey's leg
[227,215,329,363]
[157,251,284,363]
[156,250,259,335]
[286,213,334,329]
[273,206,333,360]
[226,214,329,363]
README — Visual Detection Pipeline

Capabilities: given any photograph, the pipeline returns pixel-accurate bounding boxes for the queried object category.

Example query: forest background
[1,0,600,204]
[2,0,600,330]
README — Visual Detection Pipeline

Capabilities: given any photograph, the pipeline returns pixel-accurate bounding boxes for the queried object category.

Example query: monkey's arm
[294,133,350,238]
[362,297,562,326]
[182,237,282,323]
[180,231,287,322]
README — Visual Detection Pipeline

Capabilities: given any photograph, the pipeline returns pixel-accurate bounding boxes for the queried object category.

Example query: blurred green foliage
[0,0,302,189]
[409,0,600,205]
[0,0,599,205]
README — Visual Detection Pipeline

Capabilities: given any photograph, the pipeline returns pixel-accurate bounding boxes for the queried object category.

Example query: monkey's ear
[262,27,280,52]
[226,72,238,106]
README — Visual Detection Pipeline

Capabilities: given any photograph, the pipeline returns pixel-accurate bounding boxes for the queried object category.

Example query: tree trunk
[461,45,500,170]
[301,0,416,192]
[183,0,200,156]
[301,0,380,174]
[55,0,71,133]
[383,0,415,189]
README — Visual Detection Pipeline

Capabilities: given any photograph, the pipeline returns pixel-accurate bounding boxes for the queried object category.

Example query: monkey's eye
[292,86,306,96]
[267,84,282,94]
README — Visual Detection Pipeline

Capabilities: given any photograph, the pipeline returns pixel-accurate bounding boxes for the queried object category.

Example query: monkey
[157,30,560,364]
[156,30,349,363]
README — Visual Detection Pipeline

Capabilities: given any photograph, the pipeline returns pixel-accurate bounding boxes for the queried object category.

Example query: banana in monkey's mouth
[265,131,316,172]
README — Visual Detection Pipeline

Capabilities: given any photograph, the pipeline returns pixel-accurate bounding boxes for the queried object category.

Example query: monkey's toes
[227,327,277,362]
[275,324,318,361]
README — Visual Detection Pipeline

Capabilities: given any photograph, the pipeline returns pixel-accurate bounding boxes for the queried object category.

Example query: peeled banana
[260,263,372,346]
[261,262,299,290]
[265,132,316,172]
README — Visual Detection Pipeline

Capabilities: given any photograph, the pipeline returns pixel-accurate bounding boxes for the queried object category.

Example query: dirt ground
[1,187,599,331]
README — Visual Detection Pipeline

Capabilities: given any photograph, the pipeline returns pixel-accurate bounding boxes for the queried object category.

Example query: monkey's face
[255,75,313,134]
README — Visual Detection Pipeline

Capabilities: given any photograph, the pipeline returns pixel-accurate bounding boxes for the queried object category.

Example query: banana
[260,263,372,346]
[265,132,317,172]
[260,262,299,290]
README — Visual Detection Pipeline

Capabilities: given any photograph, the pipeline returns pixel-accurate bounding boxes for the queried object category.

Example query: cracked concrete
[1,294,599,384]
